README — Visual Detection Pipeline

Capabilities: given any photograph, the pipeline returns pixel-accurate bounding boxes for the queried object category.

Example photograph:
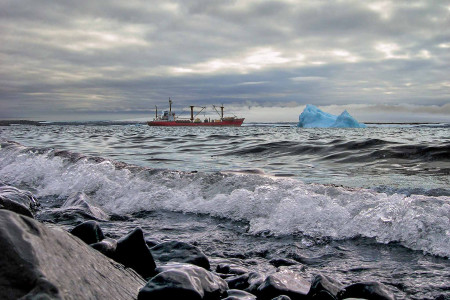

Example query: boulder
[226,272,264,293]
[307,274,343,299]
[337,282,396,300]
[0,210,145,299]
[115,227,157,279]
[151,240,210,270]
[138,263,228,300]
[38,192,109,224]
[62,192,108,219]
[0,185,39,218]
[216,263,248,275]
[310,290,336,300]
[271,296,291,300]
[256,269,310,300]
[70,220,105,245]
[90,238,117,259]
[223,289,257,300]
[145,237,162,248]
[269,258,299,268]
[227,273,252,290]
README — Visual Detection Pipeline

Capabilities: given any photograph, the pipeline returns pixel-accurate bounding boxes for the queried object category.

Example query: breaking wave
[1,140,449,258]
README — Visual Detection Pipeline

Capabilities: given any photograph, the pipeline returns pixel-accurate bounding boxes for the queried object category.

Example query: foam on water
[1,141,449,257]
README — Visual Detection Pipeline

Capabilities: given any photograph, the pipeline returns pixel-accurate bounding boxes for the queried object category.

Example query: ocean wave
[225,138,450,162]
[0,141,449,258]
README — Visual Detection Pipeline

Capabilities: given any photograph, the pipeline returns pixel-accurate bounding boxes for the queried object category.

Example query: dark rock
[226,272,264,293]
[145,237,162,248]
[0,197,34,218]
[337,281,396,300]
[271,296,291,300]
[223,289,257,300]
[246,272,266,294]
[151,240,210,270]
[217,263,248,275]
[115,227,156,279]
[310,290,336,300]
[227,273,251,290]
[138,263,228,300]
[0,185,39,218]
[307,274,343,299]
[61,192,109,220]
[70,220,105,245]
[90,238,117,258]
[0,210,145,299]
[287,252,336,265]
[38,192,109,224]
[256,269,310,300]
[269,258,299,268]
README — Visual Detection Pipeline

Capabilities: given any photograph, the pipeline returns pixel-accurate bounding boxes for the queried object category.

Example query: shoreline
[1,183,403,299]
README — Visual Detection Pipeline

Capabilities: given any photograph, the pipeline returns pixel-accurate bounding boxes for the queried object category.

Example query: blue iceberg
[297,105,366,128]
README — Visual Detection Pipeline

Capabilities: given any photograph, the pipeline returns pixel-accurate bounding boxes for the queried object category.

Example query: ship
[147,99,245,127]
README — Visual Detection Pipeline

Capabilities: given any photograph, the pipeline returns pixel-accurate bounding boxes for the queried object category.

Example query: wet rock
[256,269,310,300]
[38,192,108,223]
[246,272,266,294]
[224,289,257,300]
[61,192,109,220]
[337,281,396,300]
[271,296,291,300]
[90,238,117,259]
[138,263,228,300]
[0,197,34,218]
[307,274,343,299]
[151,240,210,270]
[145,237,162,248]
[269,258,299,268]
[226,272,264,293]
[227,273,251,290]
[287,252,338,265]
[216,263,248,275]
[310,290,336,300]
[115,227,156,279]
[0,185,39,218]
[0,210,145,299]
[70,220,105,245]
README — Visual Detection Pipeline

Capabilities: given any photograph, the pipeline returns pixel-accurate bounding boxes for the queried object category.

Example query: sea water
[0,123,449,299]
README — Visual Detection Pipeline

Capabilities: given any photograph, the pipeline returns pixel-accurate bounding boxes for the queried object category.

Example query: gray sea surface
[0,123,449,299]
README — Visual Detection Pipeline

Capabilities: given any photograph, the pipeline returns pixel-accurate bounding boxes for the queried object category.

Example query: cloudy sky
[1,0,449,122]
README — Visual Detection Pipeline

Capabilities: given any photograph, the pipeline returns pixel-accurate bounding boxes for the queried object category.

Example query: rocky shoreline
[1,184,402,299]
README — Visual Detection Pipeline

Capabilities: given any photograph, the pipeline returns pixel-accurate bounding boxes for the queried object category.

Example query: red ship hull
[148,118,245,127]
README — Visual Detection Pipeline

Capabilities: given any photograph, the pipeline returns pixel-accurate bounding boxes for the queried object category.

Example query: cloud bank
[0,0,449,122]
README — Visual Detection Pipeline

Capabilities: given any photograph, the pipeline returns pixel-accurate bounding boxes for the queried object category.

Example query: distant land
[0,120,43,126]
[0,120,146,126]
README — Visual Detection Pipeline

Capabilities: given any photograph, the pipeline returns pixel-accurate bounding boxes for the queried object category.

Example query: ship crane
[212,104,224,120]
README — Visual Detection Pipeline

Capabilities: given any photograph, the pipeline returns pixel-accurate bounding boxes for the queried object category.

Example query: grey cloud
[0,0,449,121]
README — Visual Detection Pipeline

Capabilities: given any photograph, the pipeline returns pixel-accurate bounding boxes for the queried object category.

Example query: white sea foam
[1,141,449,257]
